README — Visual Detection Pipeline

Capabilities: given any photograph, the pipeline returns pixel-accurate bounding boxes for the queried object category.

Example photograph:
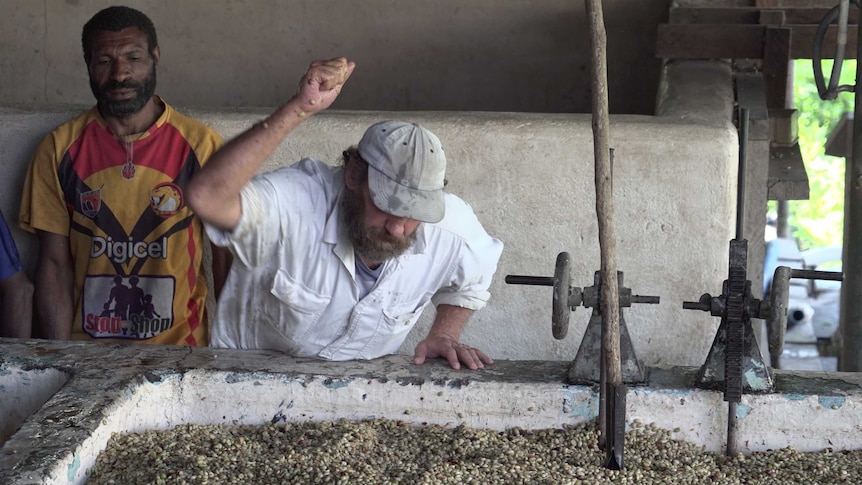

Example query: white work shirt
[207,158,503,360]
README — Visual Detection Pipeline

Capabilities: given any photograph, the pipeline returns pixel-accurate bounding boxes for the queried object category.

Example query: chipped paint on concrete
[630,387,696,398]
[323,378,350,389]
[735,403,752,419]
[2,340,862,484]
[66,455,80,482]
[818,395,846,409]
[563,389,599,420]
[743,367,771,391]
[223,371,306,385]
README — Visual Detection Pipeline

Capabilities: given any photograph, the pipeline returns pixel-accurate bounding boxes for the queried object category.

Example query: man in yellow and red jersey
[19,6,229,345]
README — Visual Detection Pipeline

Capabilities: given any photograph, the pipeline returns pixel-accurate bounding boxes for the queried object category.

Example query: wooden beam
[656,24,858,59]
[756,0,841,7]
[759,10,786,26]
[670,7,858,25]
[769,108,799,146]
[669,8,760,25]
[657,25,765,59]
[736,73,770,141]
[792,25,858,59]
[647,1,837,8]
[763,27,791,109]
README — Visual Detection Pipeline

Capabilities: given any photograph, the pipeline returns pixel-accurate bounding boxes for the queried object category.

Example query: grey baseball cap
[357,121,446,223]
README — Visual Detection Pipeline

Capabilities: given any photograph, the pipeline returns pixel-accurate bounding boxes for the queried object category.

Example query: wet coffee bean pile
[87,419,862,484]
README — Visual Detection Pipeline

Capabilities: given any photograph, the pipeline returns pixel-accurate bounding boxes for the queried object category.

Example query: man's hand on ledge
[413,335,493,370]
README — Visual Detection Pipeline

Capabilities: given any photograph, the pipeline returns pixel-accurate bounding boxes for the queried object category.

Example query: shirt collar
[326,188,355,278]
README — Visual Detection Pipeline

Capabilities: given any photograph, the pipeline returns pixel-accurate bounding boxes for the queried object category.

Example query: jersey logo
[80,187,102,219]
[82,274,175,340]
[149,182,184,218]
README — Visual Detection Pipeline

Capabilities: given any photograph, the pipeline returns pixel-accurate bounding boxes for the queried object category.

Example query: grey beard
[341,188,416,264]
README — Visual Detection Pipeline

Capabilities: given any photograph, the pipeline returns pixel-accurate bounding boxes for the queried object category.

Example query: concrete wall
[0,61,737,367]
[0,0,668,115]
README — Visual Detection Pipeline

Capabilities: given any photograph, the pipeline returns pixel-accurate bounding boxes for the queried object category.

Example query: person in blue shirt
[0,210,33,338]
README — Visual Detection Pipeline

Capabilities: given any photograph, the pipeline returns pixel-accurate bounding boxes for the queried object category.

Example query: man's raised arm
[187,57,355,231]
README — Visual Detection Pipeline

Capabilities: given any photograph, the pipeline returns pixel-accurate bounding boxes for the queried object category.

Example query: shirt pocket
[370,300,432,357]
[382,303,426,326]
[269,268,331,345]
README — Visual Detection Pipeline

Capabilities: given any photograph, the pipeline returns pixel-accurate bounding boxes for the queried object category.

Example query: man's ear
[152,45,161,66]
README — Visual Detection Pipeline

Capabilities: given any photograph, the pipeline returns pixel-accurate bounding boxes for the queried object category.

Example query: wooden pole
[585,0,622,447]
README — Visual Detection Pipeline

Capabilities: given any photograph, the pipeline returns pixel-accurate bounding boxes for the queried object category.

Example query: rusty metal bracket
[506,259,658,384]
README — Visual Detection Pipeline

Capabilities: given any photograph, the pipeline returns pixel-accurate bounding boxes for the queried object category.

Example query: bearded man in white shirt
[187,58,503,370]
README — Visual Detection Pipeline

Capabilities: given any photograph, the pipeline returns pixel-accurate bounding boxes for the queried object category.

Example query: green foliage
[780,59,856,250]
